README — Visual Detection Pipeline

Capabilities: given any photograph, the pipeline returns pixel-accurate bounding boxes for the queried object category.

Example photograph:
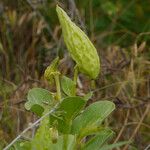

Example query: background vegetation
[0,0,150,149]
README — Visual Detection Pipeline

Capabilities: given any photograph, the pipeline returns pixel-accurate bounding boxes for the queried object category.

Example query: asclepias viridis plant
[6,5,129,150]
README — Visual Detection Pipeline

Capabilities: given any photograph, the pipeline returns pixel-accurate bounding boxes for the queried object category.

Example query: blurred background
[0,0,150,149]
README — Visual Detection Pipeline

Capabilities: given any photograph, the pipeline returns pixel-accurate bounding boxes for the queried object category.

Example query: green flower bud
[44,57,59,82]
[56,5,100,79]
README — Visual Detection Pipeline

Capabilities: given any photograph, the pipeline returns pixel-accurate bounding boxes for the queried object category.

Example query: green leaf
[31,116,51,150]
[81,129,114,150]
[50,96,86,133]
[61,76,76,96]
[9,141,31,150]
[100,141,131,150]
[71,101,115,134]
[25,88,53,116]
[51,135,76,150]
[30,104,44,117]
[59,96,86,120]
[78,126,105,140]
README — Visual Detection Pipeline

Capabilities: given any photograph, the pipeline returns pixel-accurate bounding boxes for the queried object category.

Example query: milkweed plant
[5,5,129,150]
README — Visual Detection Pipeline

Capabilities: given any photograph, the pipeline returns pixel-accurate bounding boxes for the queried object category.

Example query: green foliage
[58,97,85,121]
[30,117,51,150]
[61,76,76,96]
[23,95,117,150]
[25,88,53,116]
[10,141,31,150]
[50,96,86,133]
[5,5,130,150]
[51,134,76,150]
[71,101,115,134]
[81,129,114,150]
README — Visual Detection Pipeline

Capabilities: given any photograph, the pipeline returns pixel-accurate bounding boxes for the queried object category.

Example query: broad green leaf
[100,141,131,150]
[78,126,105,140]
[51,135,76,150]
[81,129,114,150]
[25,88,53,116]
[50,117,70,134]
[50,96,86,133]
[61,76,76,96]
[71,101,115,134]
[59,96,86,120]
[30,104,44,117]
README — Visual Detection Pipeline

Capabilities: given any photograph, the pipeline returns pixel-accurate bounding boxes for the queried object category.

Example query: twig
[113,110,130,143]
[125,122,150,129]
[3,104,58,150]
[144,144,150,150]
[122,104,150,150]
[93,79,148,93]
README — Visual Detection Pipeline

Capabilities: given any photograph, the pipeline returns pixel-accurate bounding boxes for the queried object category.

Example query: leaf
[71,101,115,134]
[59,96,86,120]
[19,142,31,150]
[61,76,76,96]
[30,104,44,117]
[81,129,114,150]
[50,96,86,133]
[100,141,131,150]
[25,88,53,116]
[51,135,76,150]
[31,116,51,150]
[78,126,105,140]
[9,141,31,150]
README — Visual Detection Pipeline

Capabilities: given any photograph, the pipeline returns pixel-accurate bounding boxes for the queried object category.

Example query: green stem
[91,79,96,90]
[73,65,78,95]
[54,73,61,101]
[74,138,81,150]
[63,135,68,150]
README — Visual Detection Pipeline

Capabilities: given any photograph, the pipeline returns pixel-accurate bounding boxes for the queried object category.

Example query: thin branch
[113,110,130,143]
[122,104,150,150]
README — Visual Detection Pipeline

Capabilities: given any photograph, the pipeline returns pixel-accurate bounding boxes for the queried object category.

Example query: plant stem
[73,65,78,95]
[91,80,96,90]
[73,65,78,84]
[63,135,68,150]
[54,73,61,101]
